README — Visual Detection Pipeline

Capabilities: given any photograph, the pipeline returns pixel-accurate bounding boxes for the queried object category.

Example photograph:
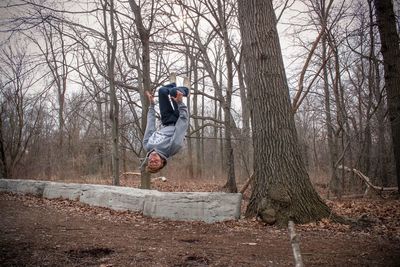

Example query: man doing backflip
[142,73,190,173]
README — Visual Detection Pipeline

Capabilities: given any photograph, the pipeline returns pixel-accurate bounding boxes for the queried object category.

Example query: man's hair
[145,158,167,173]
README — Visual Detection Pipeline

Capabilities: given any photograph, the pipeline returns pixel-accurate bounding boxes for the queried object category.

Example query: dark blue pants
[158,83,189,126]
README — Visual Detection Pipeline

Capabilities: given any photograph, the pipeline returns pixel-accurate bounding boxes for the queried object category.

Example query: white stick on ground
[288,220,304,267]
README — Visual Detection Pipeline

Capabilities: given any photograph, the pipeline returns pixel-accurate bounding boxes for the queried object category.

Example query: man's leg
[169,76,190,97]
[158,73,179,126]
[159,74,189,125]
[159,86,178,126]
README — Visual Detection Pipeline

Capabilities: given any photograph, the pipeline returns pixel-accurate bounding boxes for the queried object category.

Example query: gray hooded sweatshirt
[143,102,189,161]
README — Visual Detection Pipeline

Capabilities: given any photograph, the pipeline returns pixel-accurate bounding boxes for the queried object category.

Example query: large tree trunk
[238,0,333,225]
[374,0,400,192]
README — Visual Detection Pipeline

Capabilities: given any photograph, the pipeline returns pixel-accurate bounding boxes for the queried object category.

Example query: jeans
[158,83,189,126]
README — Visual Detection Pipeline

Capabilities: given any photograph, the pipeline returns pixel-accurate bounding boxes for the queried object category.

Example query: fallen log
[338,165,398,197]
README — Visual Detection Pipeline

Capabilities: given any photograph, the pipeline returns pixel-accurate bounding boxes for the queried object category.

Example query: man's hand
[171,91,183,103]
[145,91,155,104]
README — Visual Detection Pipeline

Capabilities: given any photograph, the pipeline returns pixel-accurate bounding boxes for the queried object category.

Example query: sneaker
[169,72,176,84]
[183,77,191,89]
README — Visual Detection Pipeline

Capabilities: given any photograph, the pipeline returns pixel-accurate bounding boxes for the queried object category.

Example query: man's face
[148,151,163,170]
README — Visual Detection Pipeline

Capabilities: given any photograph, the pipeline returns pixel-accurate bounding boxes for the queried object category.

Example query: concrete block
[0,179,243,223]
[43,182,94,201]
[143,191,242,223]
[0,179,47,196]
[79,186,156,212]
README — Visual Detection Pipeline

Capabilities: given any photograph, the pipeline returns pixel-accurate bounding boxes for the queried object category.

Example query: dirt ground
[1,178,400,267]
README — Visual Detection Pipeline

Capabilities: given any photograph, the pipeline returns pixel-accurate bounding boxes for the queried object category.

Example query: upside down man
[142,74,190,173]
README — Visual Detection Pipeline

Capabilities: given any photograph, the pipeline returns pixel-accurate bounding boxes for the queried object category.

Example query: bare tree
[128,0,157,189]
[26,16,73,178]
[238,0,335,224]
[0,44,44,178]
[176,0,239,191]
[367,0,388,185]
[102,0,120,185]
[76,53,110,178]
[4,0,395,194]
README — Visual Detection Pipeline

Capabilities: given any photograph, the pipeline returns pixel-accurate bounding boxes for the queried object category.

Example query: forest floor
[1,177,400,267]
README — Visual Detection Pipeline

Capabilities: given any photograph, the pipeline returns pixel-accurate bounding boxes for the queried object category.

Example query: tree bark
[128,0,152,189]
[374,0,400,192]
[186,55,194,179]
[322,37,339,197]
[193,60,202,178]
[217,0,237,193]
[0,113,7,178]
[329,37,348,195]
[238,0,333,225]
[367,0,387,185]
[105,0,120,186]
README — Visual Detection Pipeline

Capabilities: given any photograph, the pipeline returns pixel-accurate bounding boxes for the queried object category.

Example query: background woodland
[0,0,398,197]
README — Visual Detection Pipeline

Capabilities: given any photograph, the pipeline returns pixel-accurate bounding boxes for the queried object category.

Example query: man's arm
[143,92,156,150]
